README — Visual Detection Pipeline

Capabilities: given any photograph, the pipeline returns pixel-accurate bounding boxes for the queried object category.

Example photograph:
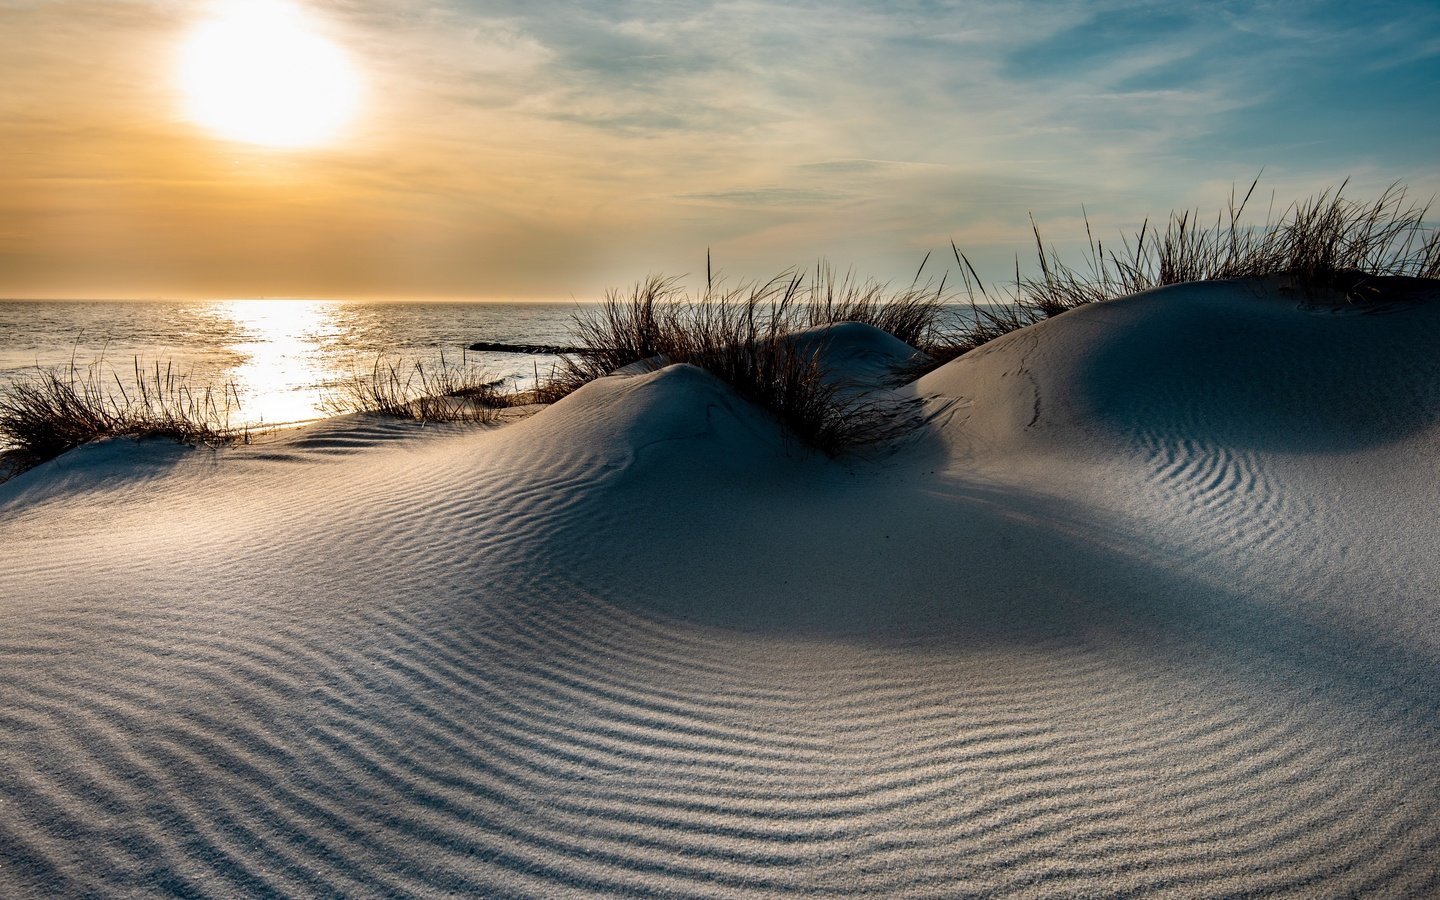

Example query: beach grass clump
[0,360,245,477]
[801,258,947,347]
[324,354,511,424]
[666,277,918,452]
[920,180,1440,367]
[545,273,919,454]
[539,275,682,401]
[1019,179,1439,316]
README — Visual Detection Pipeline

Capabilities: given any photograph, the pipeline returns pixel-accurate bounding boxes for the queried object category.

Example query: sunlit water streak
[0,300,581,432]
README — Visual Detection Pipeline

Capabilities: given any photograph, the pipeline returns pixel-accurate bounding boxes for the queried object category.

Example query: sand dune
[2,280,1438,896]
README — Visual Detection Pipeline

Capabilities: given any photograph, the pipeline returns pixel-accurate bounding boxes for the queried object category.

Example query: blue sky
[1,0,1436,299]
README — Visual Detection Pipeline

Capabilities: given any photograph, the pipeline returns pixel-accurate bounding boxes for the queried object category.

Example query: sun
[179,1,362,149]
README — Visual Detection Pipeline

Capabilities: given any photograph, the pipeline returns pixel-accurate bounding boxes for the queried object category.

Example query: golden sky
[3,0,1437,300]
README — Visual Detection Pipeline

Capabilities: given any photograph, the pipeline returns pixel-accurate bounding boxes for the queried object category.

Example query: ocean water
[0,299,583,430]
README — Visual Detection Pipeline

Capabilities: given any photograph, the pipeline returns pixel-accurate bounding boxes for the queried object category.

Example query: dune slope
[2,285,1438,897]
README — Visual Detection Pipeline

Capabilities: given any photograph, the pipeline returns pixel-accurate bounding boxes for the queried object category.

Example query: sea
[0,299,584,431]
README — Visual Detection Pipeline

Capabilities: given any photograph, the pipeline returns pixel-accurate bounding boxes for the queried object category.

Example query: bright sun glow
[179,1,361,148]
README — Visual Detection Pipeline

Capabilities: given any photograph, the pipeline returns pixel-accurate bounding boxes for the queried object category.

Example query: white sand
[2,280,1438,896]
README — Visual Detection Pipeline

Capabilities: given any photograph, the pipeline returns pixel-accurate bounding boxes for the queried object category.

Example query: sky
[2,0,1438,301]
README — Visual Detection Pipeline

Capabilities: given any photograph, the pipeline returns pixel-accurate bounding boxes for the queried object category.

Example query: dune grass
[1022,179,1438,313]
[922,180,1440,369]
[0,360,246,479]
[553,181,1439,411]
[323,354,512,424]
[544,272,923,454]
[802,258,947,347]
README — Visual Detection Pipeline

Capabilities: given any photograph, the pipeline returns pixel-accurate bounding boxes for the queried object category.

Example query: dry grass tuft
[0,360,246,478]
[538,275,683,401]
[802,257,947,347]
[917,180,1440,371]
[323,353,511,424]
[542,270,923,454]
[1028,179,1437,311]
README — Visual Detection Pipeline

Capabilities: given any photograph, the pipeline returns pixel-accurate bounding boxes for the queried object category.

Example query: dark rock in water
[467,341,593,355]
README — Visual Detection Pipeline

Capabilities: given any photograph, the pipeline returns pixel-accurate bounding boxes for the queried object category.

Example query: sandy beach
[2,279,1438,896]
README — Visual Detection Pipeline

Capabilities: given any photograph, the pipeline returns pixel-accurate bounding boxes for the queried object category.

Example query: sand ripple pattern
[1129,428,1311,563]
[2,419,1438,897]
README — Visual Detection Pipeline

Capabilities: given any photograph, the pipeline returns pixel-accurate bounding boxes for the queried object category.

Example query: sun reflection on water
[218,299,341,427]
